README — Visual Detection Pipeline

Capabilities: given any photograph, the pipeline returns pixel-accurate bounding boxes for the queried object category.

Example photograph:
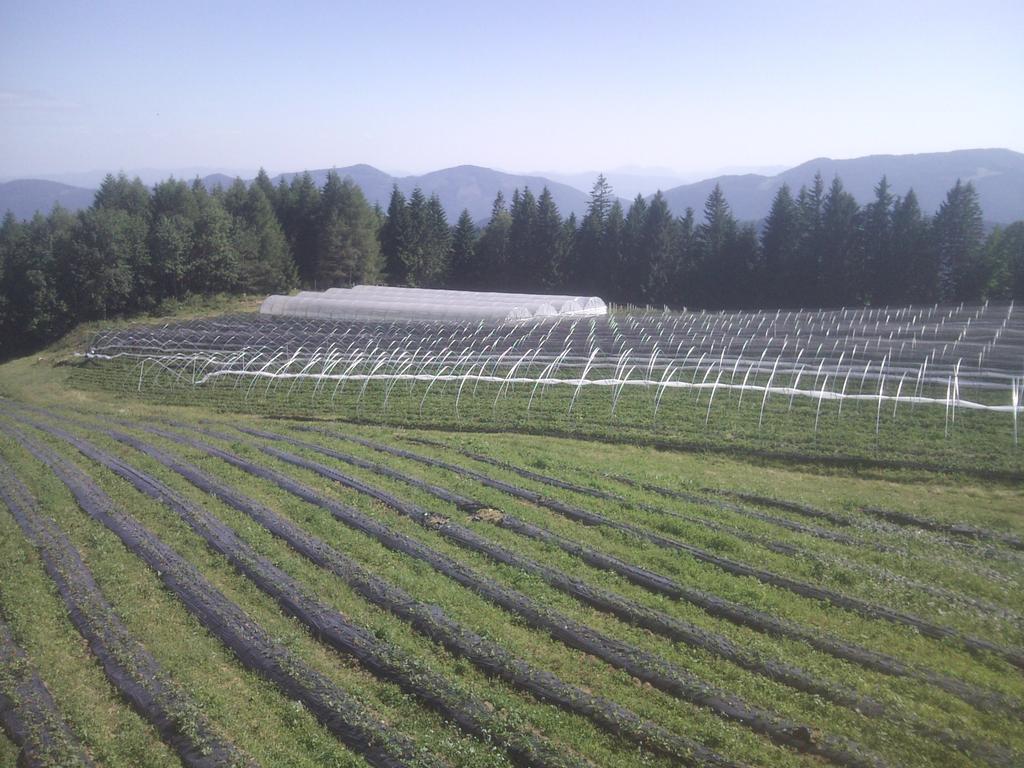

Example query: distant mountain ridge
[658,148,1024,224]
[3,149,1022,224]
[0,179,96,221]
[250,164,593,223]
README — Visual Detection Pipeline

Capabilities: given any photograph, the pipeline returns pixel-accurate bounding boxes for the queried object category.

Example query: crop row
[2,402,1022,767]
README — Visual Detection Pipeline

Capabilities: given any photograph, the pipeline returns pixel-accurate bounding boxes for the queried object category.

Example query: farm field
[1,304,1023,768]
[71,303,1024,475]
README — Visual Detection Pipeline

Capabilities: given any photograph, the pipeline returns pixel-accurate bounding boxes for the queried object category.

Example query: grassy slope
[1,304,1022,767]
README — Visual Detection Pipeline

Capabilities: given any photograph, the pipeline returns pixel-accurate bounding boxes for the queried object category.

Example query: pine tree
[621,195,648,305]
[793,173,825,302]
[531,187,565,291]
[316,171,381,287]
[93,173,151,218]
[980,224,1022,299]
[187,184,238,294]
[0,211,67,353]
[818,177,860,307]
[890,189,931,303]
[673,208,697,306]
[282,172,321,285]
[599,200,625,300]
[476,191,512,288]
[380,186,410,284]
[559,213,578,292]
[449,209,479,288]
[696,184,737,305]
[55,207,142,320]
[92,172,152,305]
[861,176,894,304]
[507,187,538,289]
[232,184,295,293]
[640,191,677,306]
[761,184,800,306]
[934,179,984,302]
[253,168,277,211]
[403,187,430,285]
[418,194,451,287]
[571,175,614,291]
[148,178,198,299]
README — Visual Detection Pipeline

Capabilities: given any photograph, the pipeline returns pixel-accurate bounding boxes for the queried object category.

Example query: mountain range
[2,148,1021,225]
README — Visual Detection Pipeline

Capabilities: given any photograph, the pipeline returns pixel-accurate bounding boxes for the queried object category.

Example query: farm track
[0,417,430,768]
[402,438,1024,620]
[0,451,250,768]
[133,420,887,768]
[0,615,94,768]
[307,428,1024,671]
[231,425,1024,720]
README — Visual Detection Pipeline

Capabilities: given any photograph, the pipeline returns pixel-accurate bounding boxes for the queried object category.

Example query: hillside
[4,149,1022,224]
[261,164,592,222]
[659,148,1024,223]
[0,179,96,221]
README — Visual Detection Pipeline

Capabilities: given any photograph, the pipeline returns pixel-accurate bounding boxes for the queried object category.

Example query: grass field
[1,304,1023,768]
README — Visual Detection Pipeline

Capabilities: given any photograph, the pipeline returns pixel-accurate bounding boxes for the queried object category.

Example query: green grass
[66,353,1023,478]
[1,304,1023,767]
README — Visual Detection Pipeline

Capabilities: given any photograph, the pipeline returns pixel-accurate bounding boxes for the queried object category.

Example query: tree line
[2,168,1022,358]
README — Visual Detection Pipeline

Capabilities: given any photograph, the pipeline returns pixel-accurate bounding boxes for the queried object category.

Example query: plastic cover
[260,286,607,322]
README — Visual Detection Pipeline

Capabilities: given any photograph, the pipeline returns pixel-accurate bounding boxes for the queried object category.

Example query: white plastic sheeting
[260,286,606,322]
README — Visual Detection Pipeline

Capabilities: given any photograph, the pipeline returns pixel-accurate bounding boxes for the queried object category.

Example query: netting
[83,302,1024,443]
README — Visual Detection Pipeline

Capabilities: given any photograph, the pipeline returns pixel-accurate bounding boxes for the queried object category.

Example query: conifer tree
[253,168,277,210]
[507,187,538,289]
[476,191,512,288]
[696,184,737,305]
[818,177,860,306]
[861,176,894,303]
[418,193,451,287]
[377,187,408,283]
[761,184,800,306]
[889,189,930,302]
[449,209,479,288]
[187,184,238,294]
[673,207,697,306]
[599,200,625,300]
[531,187,565,291]
[0,211,65,354]
[55,207,142,319]
[621,195,648,304]
[282,172,322,285]
[571,174,614,291]
[793,173,825,301]
[316,171,381,287]
[934,179,984,301]
[640,191,677,306]
[231,184,295,293]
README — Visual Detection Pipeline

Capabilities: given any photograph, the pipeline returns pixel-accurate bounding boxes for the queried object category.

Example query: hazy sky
[1,0,1021,180]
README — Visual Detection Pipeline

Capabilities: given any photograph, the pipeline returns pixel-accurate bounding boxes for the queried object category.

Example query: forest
[1,168,1022,357]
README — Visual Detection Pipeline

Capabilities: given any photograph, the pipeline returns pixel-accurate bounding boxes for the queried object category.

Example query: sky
[1,0,1022,182]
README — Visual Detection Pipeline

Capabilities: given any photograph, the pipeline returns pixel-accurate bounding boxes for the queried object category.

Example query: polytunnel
[260,286,606,322]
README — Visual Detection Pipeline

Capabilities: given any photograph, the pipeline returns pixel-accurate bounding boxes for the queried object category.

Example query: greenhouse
[260,286,607,322]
